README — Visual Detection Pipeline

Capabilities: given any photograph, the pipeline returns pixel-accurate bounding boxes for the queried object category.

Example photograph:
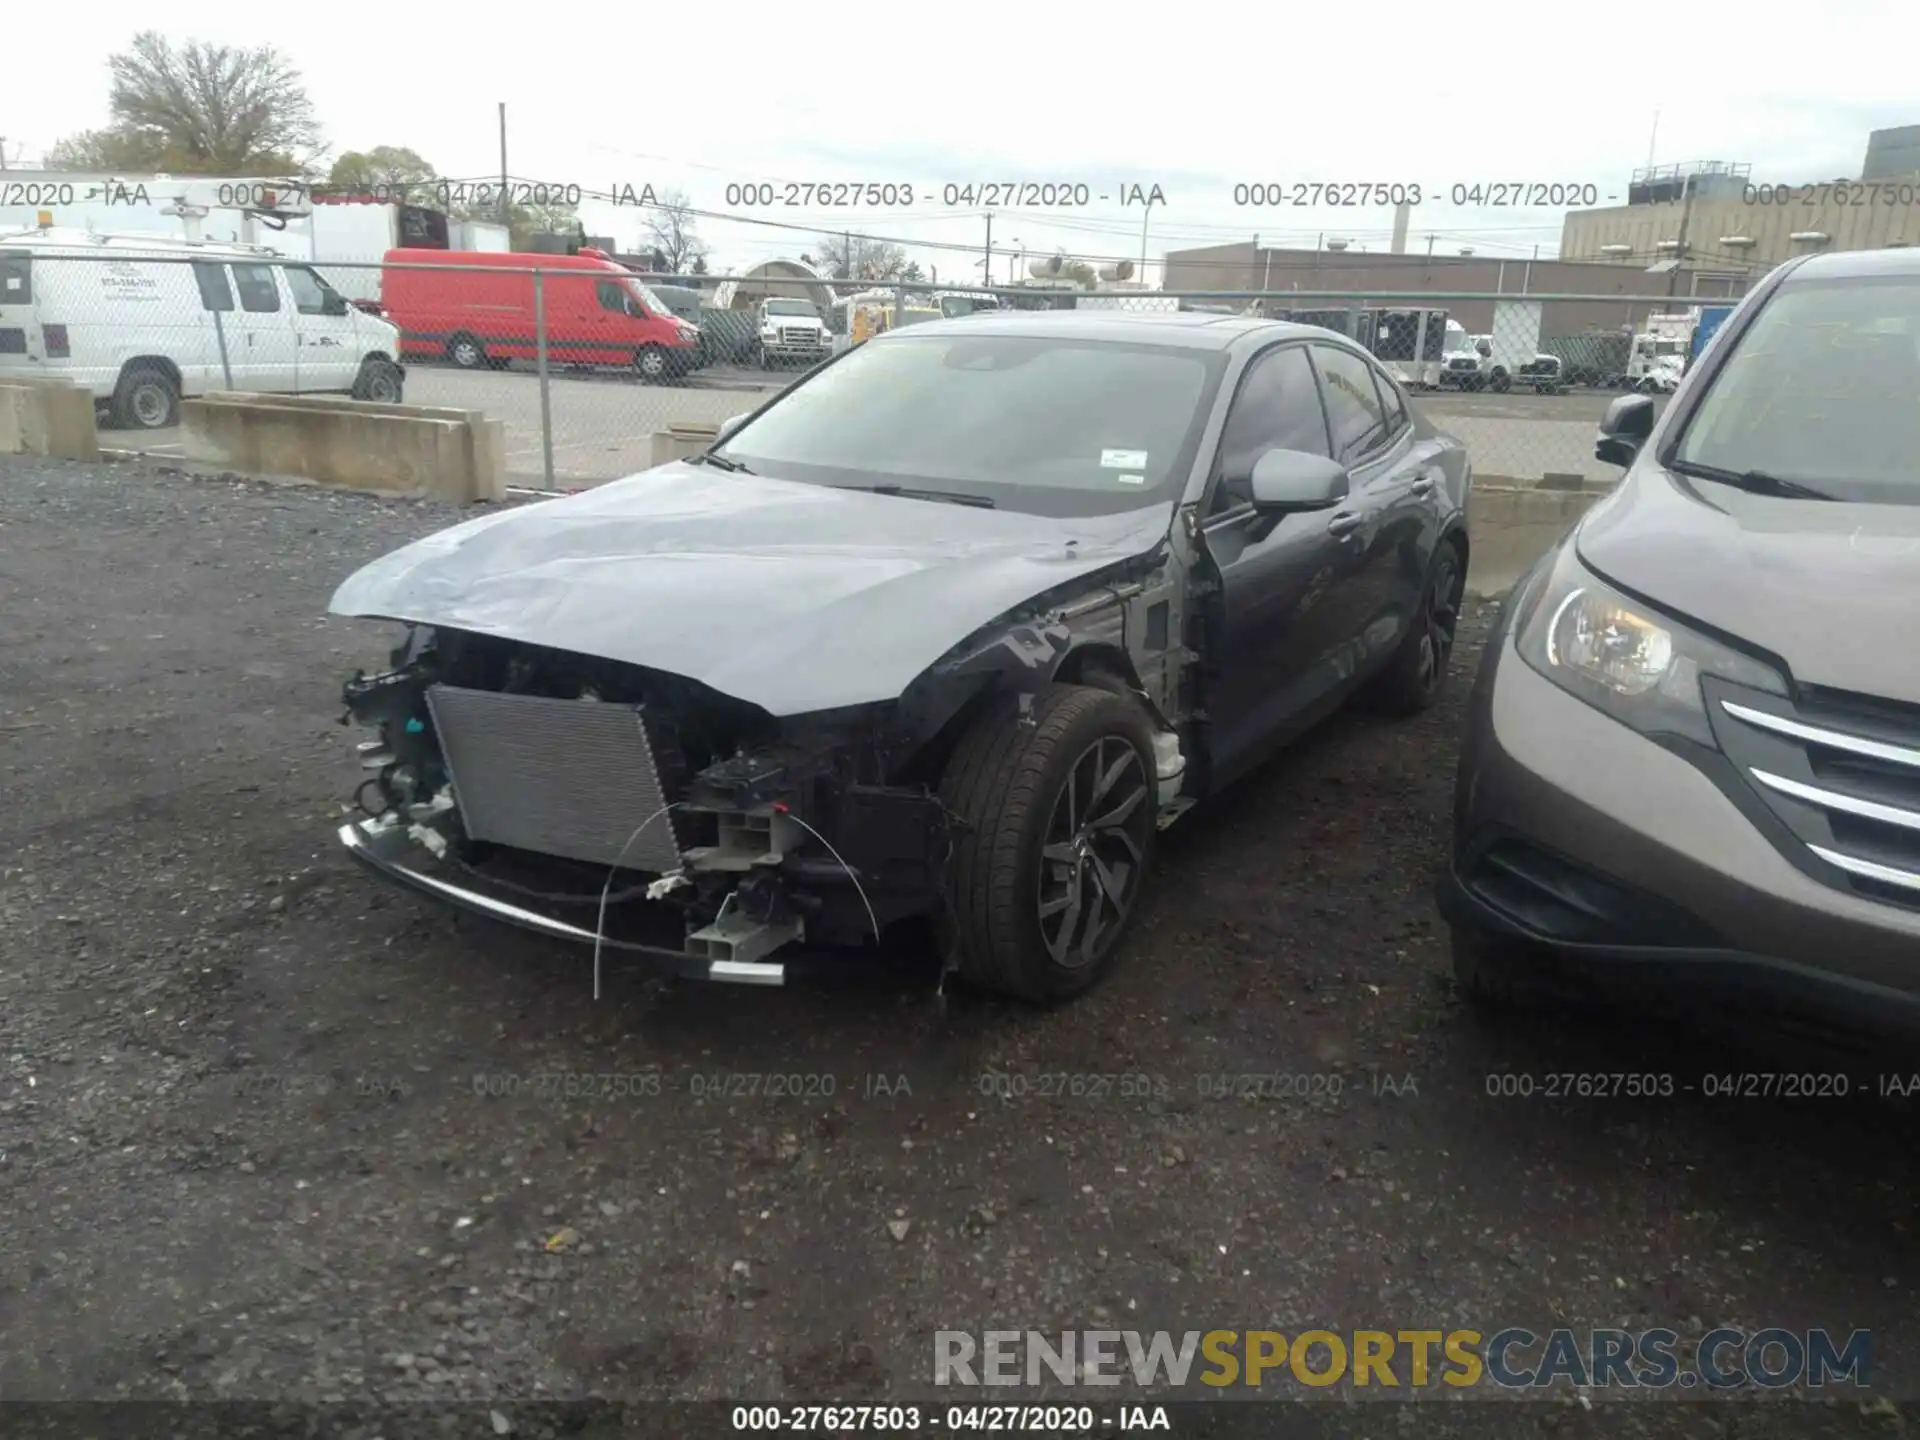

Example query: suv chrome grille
[1712,688,1920,907]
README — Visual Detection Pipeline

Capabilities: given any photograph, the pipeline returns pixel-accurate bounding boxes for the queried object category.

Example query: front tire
[351,357,404,403]
[634,345,669,383]
[1489,369,1511,393]
[939,685,1158,1002]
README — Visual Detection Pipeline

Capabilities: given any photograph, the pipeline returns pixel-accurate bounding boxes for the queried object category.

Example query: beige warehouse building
[1560,127,1920,275]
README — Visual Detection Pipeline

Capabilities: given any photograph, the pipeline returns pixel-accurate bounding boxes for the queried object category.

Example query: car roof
[1785,247,1920,281]
[868,309,1334,352]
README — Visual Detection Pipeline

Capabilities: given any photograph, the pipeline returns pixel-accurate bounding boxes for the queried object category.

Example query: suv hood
[330,462,1173,716]
[1577,466,1920,704]
[763,315,823,329]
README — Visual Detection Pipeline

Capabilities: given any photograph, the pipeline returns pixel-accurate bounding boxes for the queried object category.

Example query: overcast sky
[7,2,1918,282]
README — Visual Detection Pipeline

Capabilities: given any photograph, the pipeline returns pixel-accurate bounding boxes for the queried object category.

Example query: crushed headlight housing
[1514,541,1786,747]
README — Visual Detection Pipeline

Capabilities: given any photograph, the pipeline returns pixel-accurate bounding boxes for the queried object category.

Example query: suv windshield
[764,300,816,318]
[1674,277,1920,503]
[715,332,1221,517]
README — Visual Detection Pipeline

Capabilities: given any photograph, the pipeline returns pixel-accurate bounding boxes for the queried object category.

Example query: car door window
[596,280,632,315]
[1372,363,1409,437]
[1209,345,1332,515]
[284,266,336,316]
[231,264,282,314]
[191,261,234,311]
[1311,344,1392,464]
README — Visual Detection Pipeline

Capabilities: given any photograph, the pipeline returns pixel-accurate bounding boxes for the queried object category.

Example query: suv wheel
[939,685,1158,1002]
[448,334,486,369]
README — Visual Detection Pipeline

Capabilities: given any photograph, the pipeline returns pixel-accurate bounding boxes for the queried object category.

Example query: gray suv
[1443,248,1920,1035]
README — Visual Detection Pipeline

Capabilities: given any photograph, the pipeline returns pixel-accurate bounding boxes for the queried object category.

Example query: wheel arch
[118,355,184,392]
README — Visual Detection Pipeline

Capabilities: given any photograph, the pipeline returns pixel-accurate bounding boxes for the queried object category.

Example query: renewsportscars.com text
[933,1328,1872,1390]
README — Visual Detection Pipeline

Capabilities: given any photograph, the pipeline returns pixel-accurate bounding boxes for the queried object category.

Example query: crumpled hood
[1577,467,1920,704]
[330,463,1173,716]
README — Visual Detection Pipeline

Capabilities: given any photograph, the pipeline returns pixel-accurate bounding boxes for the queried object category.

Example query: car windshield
[765,300,816,318]
[1673,277,1920,504]
[715,332,1221,517]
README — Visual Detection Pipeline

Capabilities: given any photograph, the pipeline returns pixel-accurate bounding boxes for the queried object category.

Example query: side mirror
[715,412,749,445]
[1476,341,1492,358]
[1249,449,1351,512]
[322,293,348,317]
[1595,393,1656,468]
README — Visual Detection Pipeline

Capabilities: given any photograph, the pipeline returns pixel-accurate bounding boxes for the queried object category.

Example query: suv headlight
[1514,542,1785,747]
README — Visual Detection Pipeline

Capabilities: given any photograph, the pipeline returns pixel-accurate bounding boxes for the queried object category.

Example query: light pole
[1010,239,1021,285]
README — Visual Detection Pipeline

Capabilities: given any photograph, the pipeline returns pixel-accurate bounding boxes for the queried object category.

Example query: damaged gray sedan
[330,312,1471,1000]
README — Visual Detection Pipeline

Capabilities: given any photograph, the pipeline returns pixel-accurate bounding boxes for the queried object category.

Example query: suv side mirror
[1595,393,1656,468]
[716,412,749,445]
[1476,340,1492,358]
[322,293,348,317]
[1249,449,1351,512]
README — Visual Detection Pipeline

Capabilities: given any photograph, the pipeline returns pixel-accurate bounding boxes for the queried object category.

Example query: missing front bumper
[338,817,789,985]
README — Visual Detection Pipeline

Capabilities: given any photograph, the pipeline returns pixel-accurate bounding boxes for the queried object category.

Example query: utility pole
[0,139,8,171]
[1138,200,1152,279]
[498,103,511,229]
[983,211,993,289]
[1667,174,1694,298]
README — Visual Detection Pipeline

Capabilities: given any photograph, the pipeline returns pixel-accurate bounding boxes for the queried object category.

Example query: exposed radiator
[425,684,686,873]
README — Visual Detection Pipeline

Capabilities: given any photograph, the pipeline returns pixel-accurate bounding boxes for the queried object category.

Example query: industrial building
[1157,242,1742,336]
[1559,127,1920,274]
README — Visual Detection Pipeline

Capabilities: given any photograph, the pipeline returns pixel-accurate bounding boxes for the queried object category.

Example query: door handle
[1327,510,1365,538]
[1410,476,1435,497]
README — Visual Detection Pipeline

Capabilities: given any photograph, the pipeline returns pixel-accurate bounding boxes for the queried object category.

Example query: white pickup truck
[756,298,833,367]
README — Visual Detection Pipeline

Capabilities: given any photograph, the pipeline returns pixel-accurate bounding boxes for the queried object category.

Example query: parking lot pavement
[105,374,1646,491]
[3,456,1915,1418]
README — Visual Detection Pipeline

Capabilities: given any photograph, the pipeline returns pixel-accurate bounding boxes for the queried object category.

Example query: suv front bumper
[1446,619,1920,1036]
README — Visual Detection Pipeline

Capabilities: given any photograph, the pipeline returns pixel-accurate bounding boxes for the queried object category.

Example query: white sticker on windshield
[1116,473,1146,486]
[1100,448,1148,469]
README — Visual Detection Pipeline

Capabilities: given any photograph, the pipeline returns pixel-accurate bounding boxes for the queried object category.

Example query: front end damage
[331,497,1199,985]
[336,627,970,984]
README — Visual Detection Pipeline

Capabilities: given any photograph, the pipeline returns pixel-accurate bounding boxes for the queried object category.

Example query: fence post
[534,267,555,491]
[211,305,234,391]
[893,284,905,328]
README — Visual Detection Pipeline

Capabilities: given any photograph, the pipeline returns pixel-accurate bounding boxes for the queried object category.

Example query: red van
[381,247,704,382]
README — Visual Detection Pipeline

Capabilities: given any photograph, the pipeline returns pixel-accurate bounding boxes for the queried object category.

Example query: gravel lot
[1,457,1915,1435]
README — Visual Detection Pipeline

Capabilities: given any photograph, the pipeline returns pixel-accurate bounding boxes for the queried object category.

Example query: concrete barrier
[181,392,505,502]
[0,376,101,461]
[1465,482,1613,597]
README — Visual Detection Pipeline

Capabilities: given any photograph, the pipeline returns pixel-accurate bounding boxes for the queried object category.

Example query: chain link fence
[0,243,1751,492]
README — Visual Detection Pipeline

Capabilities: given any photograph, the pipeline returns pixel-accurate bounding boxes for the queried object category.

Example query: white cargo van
[0,227,405,430]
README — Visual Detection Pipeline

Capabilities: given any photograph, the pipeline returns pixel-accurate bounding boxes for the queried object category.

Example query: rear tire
[938,684,1158,1003]
[111,365,179,430]
[1360,539,1466,716]
[448,333,486,369]
[351,357,404,403]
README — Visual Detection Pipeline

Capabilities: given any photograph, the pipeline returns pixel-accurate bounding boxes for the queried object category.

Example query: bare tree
[47,33,324,176]
[814,232,911,283]
[643,189,708,276]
